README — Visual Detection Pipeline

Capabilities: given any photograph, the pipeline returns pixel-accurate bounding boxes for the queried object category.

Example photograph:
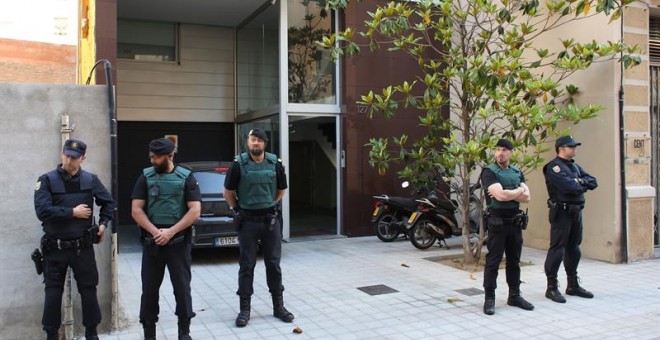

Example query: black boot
[235,296,251,327]
[272,294,294,322]
[143,322,156,340]
[178,317,192,340]
[45,330,58,340]
[85,327,99,340]
[545,277,566,303]
[566,275,594,298]
[483,289,495,315]
[507,287,534,311]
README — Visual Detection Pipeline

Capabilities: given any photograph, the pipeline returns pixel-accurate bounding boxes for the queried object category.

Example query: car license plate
[214,236,238,247]
[372,206,381,217]
[408,212,418,224]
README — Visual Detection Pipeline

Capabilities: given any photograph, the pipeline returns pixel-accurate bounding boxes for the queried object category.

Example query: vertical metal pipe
[102,60,120,331]
[618,8,628,263]
[60,113,74,339]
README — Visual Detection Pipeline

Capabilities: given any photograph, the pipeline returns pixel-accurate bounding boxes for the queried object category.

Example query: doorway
[288,116,338,237]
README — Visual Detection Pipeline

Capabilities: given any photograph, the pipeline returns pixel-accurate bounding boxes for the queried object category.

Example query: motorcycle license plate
[214,236,238,247]
[408,212,418,224]
[372,206,381,217]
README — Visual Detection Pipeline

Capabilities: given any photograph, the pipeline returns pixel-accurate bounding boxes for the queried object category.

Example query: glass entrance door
[287,115,338,237]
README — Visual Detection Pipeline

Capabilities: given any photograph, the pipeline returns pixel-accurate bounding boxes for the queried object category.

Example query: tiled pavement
[102,236,660,340]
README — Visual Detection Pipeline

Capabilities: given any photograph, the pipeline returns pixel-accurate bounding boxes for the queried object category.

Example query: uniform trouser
[42,246,100,332]
[483,221,523,292]
[139,239,193,324]
[237,217,284,297]
[544,208,583,278]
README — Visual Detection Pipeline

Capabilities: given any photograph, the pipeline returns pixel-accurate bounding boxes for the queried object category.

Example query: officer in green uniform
[480,138,534,315]
[131,138,201,340]
[223,128,294,327]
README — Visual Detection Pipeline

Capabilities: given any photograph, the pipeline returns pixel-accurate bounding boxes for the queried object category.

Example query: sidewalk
[104,236,660,340]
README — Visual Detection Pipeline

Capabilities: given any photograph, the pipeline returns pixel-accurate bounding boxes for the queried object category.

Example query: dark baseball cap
[248,128,269,142]
[555,135,581,147]
[149,138,175,155]
[495,138,513,150]
[63,139,87,158]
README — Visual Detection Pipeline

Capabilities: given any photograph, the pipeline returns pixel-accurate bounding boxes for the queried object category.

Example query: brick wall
[0,38,76,84]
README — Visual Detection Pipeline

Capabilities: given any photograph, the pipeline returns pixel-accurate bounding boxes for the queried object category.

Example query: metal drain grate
[357,284,399,296]
[455,288,484,296]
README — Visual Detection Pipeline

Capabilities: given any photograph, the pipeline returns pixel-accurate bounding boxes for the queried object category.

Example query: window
[117,20,177,62]
[650,17,660,65]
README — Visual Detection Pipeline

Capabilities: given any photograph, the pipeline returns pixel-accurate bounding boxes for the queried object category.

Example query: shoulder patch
[552,165,561,173]
[34,181,41,191]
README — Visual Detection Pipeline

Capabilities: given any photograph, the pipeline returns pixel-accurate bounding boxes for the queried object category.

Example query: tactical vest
[236,152,278,210]
[44,169,95,238]
[143,165,191,225]
[486,163,522,210]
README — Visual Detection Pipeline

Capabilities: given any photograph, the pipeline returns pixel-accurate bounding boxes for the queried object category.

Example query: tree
[321,0,640,262]
[289,0,333,103]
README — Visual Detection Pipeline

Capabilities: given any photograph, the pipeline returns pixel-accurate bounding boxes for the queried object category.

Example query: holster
[31,248,44,275]
[547,199,559,223]
[514,209,529,230]
[86,225,100,244]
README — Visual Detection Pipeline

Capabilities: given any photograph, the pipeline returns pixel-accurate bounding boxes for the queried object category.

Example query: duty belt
[42,236,91,250]
[242,214,273,222]
[548,199,584,210]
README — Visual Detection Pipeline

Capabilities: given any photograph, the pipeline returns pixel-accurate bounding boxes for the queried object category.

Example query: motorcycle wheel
[409,219,437,250]
[375,213,400,242]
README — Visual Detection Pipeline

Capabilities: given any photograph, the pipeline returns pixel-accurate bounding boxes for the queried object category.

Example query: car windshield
[192,171,225,194]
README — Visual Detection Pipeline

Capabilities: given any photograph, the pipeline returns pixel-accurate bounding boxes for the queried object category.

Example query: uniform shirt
[543,156,597,204]
[34,165,115,237]
[224,156,288,191]
[131,166,201,226]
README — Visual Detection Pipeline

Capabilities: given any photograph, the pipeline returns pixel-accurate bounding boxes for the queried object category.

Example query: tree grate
[357,284,399,296]
[455,288,484,296]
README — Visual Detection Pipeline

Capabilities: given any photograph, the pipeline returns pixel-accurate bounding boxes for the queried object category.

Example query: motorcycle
[371,182,420,242]
[407,181,483,250]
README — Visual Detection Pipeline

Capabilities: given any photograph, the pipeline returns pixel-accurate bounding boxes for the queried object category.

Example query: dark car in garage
[181,161,238,248]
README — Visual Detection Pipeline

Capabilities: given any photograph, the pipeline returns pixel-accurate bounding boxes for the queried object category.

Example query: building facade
[1,0,657,262]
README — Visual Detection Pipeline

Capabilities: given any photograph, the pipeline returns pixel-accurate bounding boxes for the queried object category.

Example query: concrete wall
[525,3,655,263]
[524,6,623,263]
[0,83,113,339]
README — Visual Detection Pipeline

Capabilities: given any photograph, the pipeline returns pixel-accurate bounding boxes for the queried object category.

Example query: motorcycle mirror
[401,181,410,188]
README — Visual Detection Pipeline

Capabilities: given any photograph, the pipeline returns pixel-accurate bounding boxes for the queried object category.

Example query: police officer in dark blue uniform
[131,138,201,340]
[34,138,115,340]
[480,138,534,315]
[223,128,294,327]
[543,135,597,303]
